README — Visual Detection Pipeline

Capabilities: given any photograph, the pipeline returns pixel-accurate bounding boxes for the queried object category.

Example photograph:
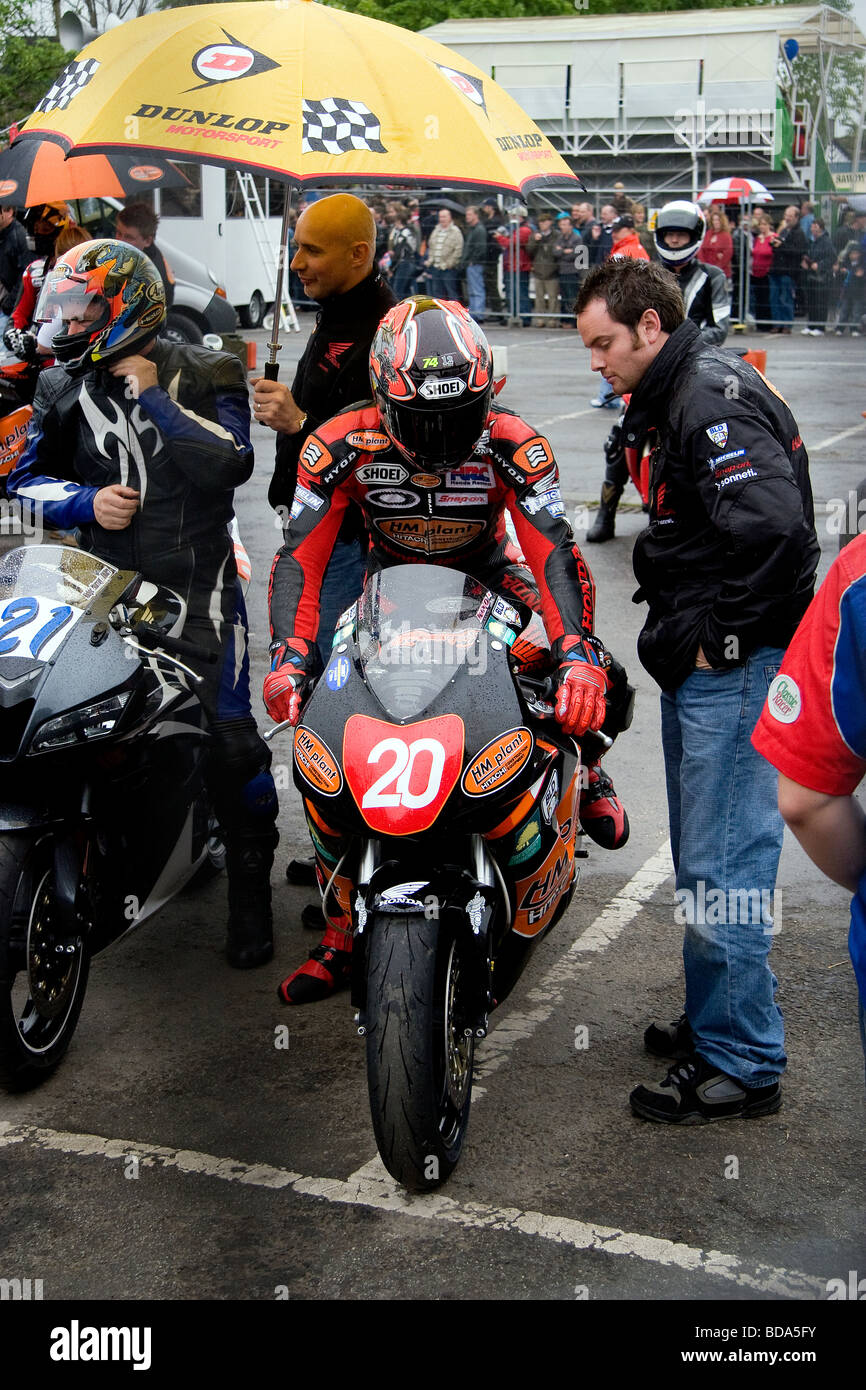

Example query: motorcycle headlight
[28,692,131,754]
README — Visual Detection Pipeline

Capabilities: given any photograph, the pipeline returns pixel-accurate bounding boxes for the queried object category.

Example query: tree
[0,2,66,134]
[789,0,864,143]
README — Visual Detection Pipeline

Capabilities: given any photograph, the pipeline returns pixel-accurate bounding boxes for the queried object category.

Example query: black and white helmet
[654,200,706,269]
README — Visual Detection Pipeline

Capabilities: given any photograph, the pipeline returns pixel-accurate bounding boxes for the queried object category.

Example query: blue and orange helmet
[35,238,166,370]
[370,296,493,472]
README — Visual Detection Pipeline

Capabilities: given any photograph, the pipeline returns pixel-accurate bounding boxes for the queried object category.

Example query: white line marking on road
[474,840,673,1082]
[810,421,866,453]
[0,1120,825,1298]
[536,407,599,428]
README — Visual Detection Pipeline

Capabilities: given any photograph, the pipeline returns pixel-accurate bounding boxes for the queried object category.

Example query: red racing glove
[263,637,318,725]
[554,636,609,737]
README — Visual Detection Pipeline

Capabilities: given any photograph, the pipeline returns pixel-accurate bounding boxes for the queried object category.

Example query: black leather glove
[3,326,39,363]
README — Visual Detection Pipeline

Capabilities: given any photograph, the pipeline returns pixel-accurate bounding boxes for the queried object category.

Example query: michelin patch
[706,447,745,472]
[706,422,729,449]
[289,484,325,520]
[522,485,564,517]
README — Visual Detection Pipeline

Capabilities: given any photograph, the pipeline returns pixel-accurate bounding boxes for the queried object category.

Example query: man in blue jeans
[577,259,819,1122]
[768,205,807,333]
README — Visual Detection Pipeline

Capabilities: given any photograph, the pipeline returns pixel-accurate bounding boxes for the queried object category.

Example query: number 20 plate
[343,713,465,835]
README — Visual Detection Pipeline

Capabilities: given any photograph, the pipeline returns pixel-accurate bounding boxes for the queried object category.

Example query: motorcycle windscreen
[0,545,118,664]
[357,565,492,721]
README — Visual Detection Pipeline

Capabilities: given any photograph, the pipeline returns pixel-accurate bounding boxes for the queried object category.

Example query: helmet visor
[380,391,490,471]
[35,268,109,365]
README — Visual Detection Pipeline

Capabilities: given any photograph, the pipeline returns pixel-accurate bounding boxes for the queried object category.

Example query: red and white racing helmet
[370,297,493,472]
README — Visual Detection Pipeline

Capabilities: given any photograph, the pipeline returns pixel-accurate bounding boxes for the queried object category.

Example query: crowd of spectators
[283,189,865,336]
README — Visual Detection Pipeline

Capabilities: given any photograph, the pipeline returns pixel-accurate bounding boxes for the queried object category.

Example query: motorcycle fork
[351,836,500,1039]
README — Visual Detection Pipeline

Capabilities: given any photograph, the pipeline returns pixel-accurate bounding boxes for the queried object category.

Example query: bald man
[253,194,394,509]
[253,193,395,888]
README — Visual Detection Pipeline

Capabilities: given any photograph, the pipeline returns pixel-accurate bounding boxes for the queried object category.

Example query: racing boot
[277,916,353,1005]
[585,481,623,543]
[225,829,277,969]
[579,761,629,849]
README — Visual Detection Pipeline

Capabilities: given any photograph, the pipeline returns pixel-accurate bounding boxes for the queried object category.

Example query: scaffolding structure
[423,6,866,203]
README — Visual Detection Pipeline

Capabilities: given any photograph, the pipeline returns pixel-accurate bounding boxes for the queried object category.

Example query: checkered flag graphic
[301,98,387,156]
[33,58,100,114]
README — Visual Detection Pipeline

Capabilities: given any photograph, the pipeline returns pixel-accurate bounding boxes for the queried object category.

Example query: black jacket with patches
[625,320,819,691]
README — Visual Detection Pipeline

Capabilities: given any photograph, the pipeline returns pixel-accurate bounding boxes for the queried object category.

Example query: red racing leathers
[267,400,599,681]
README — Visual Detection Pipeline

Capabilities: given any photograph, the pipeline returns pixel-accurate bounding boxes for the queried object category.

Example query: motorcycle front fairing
[292,565,579,1026]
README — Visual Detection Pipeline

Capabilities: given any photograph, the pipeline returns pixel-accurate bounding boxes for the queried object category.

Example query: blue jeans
[769,273,795,325]
[465,264,486,320]
[430,268,458,301]
[316,536,365,667]
[391,259,417,301]
[660,646,787,1085]
[595,378,622,407]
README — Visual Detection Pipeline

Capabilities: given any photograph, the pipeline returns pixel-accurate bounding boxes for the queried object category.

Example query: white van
[146,165,283,330]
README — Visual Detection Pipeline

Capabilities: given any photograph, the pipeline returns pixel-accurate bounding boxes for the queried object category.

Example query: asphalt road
[1,321,865,1335]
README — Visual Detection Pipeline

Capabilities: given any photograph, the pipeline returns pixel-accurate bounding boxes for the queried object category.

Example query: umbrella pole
[266,191,293,380]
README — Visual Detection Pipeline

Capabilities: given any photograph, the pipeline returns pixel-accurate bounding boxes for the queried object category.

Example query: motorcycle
[0,542,223,1089]
[279,563,599,1192]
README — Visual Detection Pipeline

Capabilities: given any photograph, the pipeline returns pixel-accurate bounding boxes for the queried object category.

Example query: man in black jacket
[768,205,807,333]
[577,258,819,1124]
[8,239,278,970]
[253,193,394,888]
[586,200,729,543]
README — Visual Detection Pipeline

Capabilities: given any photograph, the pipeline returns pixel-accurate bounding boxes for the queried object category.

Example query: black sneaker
[630,1055,782,1125]
[286,856,317,886]
[643,1011,694,1060]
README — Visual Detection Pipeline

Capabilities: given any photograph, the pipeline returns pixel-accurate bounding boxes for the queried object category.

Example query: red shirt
[752,535,866,796]
[750,236,774,279]
[699,231,733,277]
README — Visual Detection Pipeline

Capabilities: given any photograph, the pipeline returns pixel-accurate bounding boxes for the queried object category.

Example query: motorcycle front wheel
[365,913,474,1192]
[0,834,90,1091]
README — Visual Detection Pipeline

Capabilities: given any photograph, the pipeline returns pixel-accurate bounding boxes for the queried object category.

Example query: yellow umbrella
[20,0,581,370]
[20,0,579,198]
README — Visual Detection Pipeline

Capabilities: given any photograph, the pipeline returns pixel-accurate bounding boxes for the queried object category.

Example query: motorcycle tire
[0,834,90,1091]
[365,913,474,1192]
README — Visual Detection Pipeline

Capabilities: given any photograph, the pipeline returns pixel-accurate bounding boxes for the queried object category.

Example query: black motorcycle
[0,542,221,1089]
[278,564,595,1192]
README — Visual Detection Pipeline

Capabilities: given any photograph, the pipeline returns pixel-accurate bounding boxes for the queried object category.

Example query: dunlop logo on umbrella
[189,31,281,91]
[434,66,487,117]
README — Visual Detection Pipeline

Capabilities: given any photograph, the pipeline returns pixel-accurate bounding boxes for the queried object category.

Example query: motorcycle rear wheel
[365,913,474,1192]
[0,835,90,1091]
